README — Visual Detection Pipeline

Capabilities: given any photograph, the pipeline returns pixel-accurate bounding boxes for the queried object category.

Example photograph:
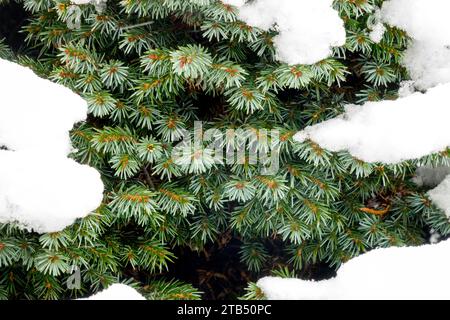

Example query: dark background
[0,1,30,51]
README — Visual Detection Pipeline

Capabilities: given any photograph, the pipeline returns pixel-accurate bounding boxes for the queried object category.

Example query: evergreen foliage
[0,0,449,299]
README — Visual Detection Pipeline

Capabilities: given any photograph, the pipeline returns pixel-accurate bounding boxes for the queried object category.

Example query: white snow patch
[428,175,450,219]
[397,81,415,98]
[0,59,104,233]
[294,83,450,164]
[258,239,450,299]
[413,166,450,219]
[83,284,146,300]
[380,0,450,46]
[380,0,450,90]
[429,229,441,244]
[368,10,386,44]
[402,42,450,91]
[296,0,450,164]
[226,0,346,65]
[369,23,385,44]
[412,166,450,188]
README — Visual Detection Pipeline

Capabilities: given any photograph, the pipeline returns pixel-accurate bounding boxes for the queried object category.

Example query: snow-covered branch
[0,59,104,233]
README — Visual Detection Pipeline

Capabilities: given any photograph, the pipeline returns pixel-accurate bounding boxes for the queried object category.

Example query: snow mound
[381,0,450,45]
[402,42,450,91]
[428,175,450,220]
[0,59,104,233]
[223,0,346,65]
[294,0,450,163]
[258,239,450,299]
[293,0,450,211]
[83,284,146,300]
[294,83,450,164]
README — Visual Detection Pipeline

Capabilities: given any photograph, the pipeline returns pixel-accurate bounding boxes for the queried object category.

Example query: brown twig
[360,205,391,216]
[143,165,155,190]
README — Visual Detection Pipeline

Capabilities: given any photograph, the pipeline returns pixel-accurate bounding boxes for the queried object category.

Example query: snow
[368,23,385,44]
[428,175,450,220]
[412,166,450,218]
[397,81,415,98]
[413,166,450,188]
[381,0,450,90]
[221,0,245,6]
[380,0,450,46]
[279,1,450,299]
[368,10,386,43]
[71,0,105,4]
[70,0,107,12]
[294,0,450,163]
[401,42,450,91]
[258,239,450,299]
[429,229,441,244]
[223,0,346,65]
[294,83,450,164]
[0,59,104,233]
[0,63,86,154]
[83,284,146,300]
